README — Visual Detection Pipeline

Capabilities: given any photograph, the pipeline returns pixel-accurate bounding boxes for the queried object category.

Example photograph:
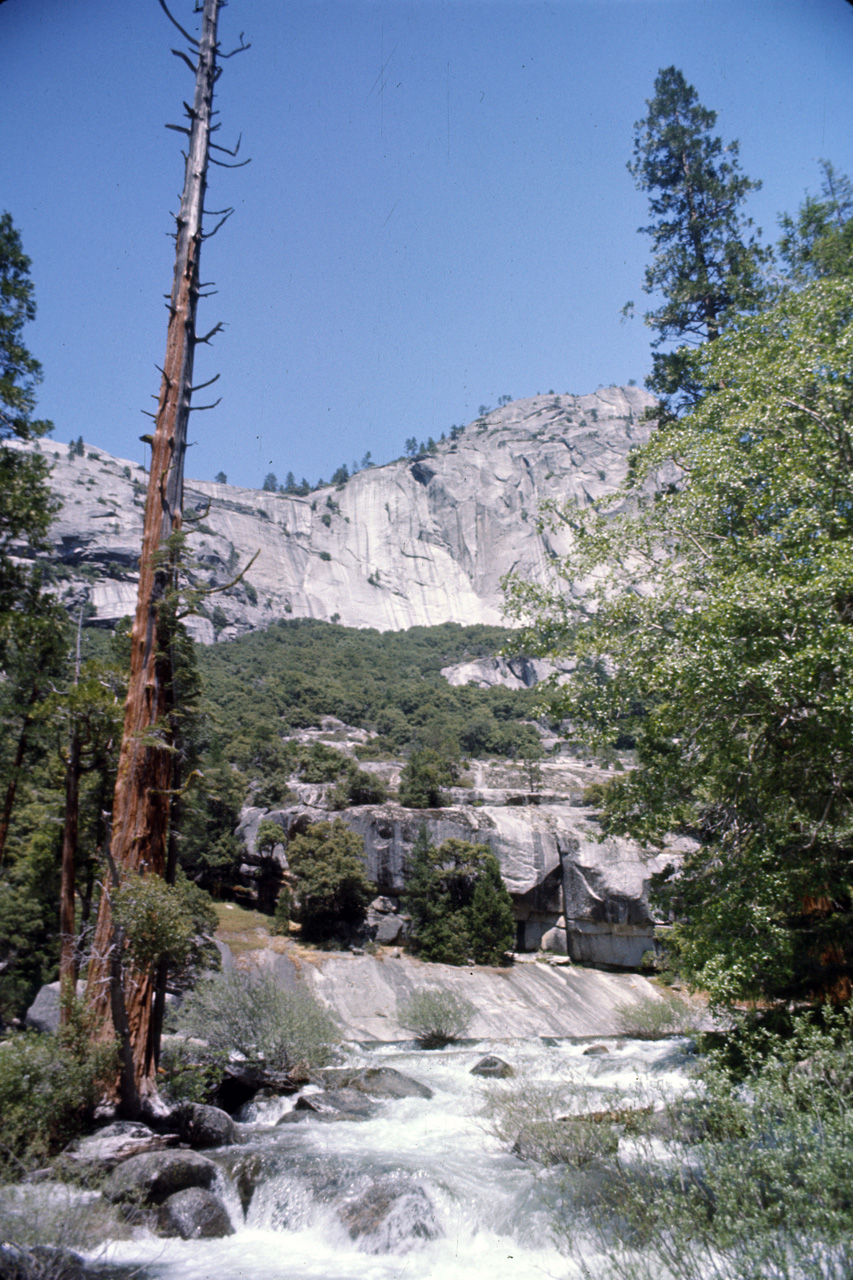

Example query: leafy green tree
[0,212,53,443]
[403,829,514,965]
[778,161,853,283]
[506,277,853,1008]
[468,855,517,965]
[286,818,374,943]
[628,67,769,414]
[262,471,279,492]
[178,751,247,892]
[399,746,458,809]
[214,470,227,484]
[0,213,61,655]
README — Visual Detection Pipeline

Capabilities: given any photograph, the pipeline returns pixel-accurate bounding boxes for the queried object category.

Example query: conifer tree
[628,66,769,415]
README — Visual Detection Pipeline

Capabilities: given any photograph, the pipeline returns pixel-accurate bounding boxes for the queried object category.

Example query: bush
[614,993,702,1039]
[398,747,458,809]
[255,818,286,856]
[176,967,340,1075]
[0,1009,117,1167]
[482,1080,624,1167]
[111,872,195,971]
[397,988,475,1048]
[403,829,515,965]
[270,883,292,936]
[492,1008,853,1280]
[286,818,375,943]
[330,765,388,809]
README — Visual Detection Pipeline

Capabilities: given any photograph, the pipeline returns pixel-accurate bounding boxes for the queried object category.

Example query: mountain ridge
[16,386,655,640]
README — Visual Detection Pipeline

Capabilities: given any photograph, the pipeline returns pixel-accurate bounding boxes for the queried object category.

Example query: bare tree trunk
[60,609,84,1026]
[86,0,224,1113]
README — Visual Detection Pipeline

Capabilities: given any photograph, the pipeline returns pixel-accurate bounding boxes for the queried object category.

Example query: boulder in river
[173,1102,238,1148]
[156,1187,234,1240]
[103,1150,218,1206]
[278,1088,380,1123]
[470,1055,515,1079]
[338,1174,441,1252]
[60,1122,178,1172]
[318,1066,433,1099]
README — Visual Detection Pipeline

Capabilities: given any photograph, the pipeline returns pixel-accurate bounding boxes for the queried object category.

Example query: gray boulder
[174,1103,238,1149]
[470,1055,515,1079]
[278,1088,379,1123]
[338,1175,440,1251]
[318,1066,433,1100]
[156,1188,234,1240]
[60,1122,178,1172]
[0,1244,86,1280]
[25,980,85,1034]
[103,1150,217,1206]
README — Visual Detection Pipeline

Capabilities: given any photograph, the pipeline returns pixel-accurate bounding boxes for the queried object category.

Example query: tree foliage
[628,67,769,414]
[778,160,853,284]
[507,276,853,1007]
[398,746,458,809]
[175,967,340,1075]
[403,829,515,965]
[286,818,375,943]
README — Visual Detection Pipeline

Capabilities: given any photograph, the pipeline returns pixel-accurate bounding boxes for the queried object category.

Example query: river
[94,1034,695,1280]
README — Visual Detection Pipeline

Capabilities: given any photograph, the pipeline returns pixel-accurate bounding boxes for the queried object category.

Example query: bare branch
[170,48,196,74]
[165,123,192,137]
[157,0,200,48]
[219,32,251,58]
[202,207,232,217]
[209,155,251,169]
[188,373,220,393]
[201,211,233,237]
[195,322,224,345]
[182,495,212,521]
[211,132,242,156]
[188,398,222,412]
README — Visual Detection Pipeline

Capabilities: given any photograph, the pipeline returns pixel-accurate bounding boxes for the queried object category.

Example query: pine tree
[628,66,769,415]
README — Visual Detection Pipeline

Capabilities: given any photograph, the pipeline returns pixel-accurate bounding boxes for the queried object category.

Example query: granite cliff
[19,386,655,639]
[14,385,681,968]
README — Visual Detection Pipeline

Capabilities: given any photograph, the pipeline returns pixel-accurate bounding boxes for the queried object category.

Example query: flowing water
[94,1036,695,1280]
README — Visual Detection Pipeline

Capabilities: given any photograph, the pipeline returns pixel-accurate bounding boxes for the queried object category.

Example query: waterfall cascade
[94,1035,695,1280]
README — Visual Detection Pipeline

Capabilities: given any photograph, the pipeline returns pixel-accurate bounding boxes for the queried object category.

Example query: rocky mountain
[19,385,655,640]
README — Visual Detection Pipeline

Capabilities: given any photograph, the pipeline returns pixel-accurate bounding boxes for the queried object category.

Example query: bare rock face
[244,751,685,970]
[18,388,654,637]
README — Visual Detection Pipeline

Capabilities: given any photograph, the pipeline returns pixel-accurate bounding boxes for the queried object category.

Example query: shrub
[330,766,388,809]
[495,1008,853,1280]
[255,818,286,857]
[111,872,195,972]
[270,883,292,936]
[397,988,475,1048]
[614,993,702,1039]
[403,829,515,966]
[0,1010,117,1166]
[481,1080,623,1167]
[176,967,340,1075]
[285,818,375,943]
[398,747,458,809]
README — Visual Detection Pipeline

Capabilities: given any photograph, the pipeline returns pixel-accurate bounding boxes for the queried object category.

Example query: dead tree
[86,0,248,1114]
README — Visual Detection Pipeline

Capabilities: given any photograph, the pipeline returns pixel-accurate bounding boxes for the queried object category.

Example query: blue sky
[2,0,852,490]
